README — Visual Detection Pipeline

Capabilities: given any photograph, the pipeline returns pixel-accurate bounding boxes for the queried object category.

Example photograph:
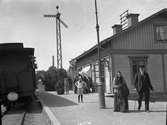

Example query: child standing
[75,75,86,103]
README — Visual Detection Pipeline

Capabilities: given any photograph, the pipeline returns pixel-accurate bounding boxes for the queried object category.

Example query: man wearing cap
[134,66,154,112]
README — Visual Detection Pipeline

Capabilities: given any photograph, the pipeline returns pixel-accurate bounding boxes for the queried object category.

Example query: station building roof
[70,8,167,63]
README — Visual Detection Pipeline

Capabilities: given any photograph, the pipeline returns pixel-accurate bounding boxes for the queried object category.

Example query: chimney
[127,13,139,27]
[52,56,55,67]
[112,24,122,35]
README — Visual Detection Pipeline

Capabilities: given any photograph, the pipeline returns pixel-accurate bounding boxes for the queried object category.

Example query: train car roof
[0,43,23,49]
[0,48,34,55]
[0,43,34,55]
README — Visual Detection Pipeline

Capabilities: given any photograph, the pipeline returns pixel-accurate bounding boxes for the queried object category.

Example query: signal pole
[94,0,105,108]
[44,6,68,69]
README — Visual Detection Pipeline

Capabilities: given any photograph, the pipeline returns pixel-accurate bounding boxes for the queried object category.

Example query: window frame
[154,24,167,42]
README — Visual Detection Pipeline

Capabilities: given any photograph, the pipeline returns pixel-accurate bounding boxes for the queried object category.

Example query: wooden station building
[70,9,167,96]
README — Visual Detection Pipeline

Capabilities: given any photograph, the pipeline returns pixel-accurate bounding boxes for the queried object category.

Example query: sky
[0,0,166,70]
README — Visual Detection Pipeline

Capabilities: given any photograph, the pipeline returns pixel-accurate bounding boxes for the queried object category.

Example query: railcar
[0,43,36,108]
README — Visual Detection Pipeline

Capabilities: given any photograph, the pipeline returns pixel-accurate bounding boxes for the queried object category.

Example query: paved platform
[37,91,166,125]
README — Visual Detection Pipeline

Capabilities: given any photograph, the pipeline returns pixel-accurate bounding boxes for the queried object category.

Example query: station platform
[37,91,166,125]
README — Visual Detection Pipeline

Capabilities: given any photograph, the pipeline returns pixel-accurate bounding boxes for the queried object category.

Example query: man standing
[134,66,153,112]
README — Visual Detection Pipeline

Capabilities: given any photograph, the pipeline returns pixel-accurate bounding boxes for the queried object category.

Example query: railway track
[2,104,29,125]
[1,96,45,125]
[20,110,27,125]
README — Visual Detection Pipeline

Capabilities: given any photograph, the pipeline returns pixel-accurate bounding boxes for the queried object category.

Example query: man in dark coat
[134,66,153,112]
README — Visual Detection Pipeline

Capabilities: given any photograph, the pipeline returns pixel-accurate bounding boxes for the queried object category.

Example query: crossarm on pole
[59,19,68,28]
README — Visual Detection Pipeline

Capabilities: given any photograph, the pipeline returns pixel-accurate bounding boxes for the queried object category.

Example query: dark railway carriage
[0,43,36,107]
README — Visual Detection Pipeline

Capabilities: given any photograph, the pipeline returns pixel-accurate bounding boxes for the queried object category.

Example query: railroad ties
[2,98,45,125]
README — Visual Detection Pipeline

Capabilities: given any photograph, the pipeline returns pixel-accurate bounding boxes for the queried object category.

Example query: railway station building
[70,9,167,96]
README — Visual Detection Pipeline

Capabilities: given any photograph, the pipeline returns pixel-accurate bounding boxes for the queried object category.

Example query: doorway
[129,56,148,83]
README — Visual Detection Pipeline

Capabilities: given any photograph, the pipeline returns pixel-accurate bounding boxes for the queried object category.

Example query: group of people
[75,66,154,113]
[113,66,153,113]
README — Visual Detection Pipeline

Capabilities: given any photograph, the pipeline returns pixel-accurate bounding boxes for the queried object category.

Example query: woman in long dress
[113,71,129,112]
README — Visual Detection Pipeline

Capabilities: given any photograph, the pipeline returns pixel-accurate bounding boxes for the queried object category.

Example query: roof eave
[70,8,167,63]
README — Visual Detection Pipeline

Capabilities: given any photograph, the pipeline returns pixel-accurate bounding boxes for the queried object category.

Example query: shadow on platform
[84,101,97,104]
[39,92,78,107]
[128,109,167,113]
[106,92,167,102]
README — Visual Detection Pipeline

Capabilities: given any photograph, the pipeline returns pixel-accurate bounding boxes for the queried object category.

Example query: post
[166,102,167,125]
[56,13,59,68]
[52,56,55,67]
[94,0,105,108]
[0,96,2,125]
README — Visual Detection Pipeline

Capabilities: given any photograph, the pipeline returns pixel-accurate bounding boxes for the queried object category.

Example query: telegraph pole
[94,0,105,108]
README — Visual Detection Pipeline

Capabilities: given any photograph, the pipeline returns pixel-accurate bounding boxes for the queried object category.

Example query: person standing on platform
[134,66,154,112]
[75,74,86,103]
[113,71,129,112]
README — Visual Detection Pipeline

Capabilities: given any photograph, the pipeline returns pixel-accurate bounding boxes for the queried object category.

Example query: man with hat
[134,66,154,112]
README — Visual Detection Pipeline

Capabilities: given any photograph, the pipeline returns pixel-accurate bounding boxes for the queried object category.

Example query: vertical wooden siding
[112,16,167,50]
[164,54,167,92]
[147,55,164,92]
[113,54,164,92]
[113,55,132,90]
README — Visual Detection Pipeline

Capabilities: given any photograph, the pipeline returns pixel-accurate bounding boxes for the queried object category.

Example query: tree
[36,70,46,81]
[36,70,46,89]
[36,66,68,93]
[44,66,58,91]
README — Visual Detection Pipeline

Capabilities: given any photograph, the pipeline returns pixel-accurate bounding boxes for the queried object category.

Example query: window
[156,25,167,41]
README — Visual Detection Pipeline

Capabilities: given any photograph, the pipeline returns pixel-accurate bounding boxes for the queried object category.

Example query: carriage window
[156,25,167,41]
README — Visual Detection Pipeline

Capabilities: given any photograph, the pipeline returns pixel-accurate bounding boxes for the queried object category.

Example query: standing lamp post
[94,0,105,108]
